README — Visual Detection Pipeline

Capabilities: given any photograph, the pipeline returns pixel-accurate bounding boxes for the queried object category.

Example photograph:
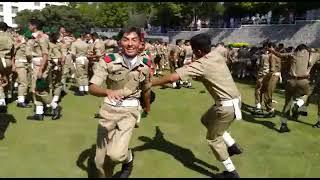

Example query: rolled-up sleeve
[175,60,204,81]
[90,59,108,86]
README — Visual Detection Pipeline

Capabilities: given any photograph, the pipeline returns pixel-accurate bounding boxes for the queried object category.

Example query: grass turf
[0,79,320,178]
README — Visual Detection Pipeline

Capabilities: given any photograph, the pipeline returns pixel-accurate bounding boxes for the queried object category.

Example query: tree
[15,5,94,34]
[93,2,130,28]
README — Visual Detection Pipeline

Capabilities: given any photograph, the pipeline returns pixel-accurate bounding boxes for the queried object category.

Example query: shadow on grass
[241,103,314,129]
[76,144,98,178]
[0,113,17,140]
[241,103,280,132]
[132,126,219,177]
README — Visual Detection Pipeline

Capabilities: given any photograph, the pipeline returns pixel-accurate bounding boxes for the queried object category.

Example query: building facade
[0,2,68,27]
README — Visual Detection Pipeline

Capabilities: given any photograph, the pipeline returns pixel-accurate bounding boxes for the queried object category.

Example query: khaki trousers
[15,61,29,97]
[32,64,52,106]
[282,79,309,119]
[264,73,279,111]
[201,105,236,162]
[95,103,140,178]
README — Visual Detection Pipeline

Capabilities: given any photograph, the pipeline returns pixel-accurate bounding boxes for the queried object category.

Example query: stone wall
[93,21,320,47]
[168,21,320,47]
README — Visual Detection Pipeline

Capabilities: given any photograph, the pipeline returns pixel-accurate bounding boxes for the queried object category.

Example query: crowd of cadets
[1,19,320,131]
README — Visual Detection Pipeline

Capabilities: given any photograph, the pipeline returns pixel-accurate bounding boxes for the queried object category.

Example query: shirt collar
[122,55,140,70]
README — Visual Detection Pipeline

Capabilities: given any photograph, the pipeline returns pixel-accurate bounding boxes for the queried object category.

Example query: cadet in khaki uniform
[89,27,151,178]
[269,44,320,133]
[71,32,90,96]
[152,33,242,178]
[26,19,61,120]
[48,32,65,114]
[12,33,32,108]
[182,40,193,87]
[87,32,106,79]
[0,22,14,112]
[263,42,281,117]
[60,30,76,91]
[104,38,119,54]
[253,43,270,114]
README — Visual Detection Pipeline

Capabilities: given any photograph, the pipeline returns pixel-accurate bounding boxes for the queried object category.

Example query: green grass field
[1,78,320,178]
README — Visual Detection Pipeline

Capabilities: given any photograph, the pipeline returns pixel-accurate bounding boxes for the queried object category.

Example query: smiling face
[120,31,141,58]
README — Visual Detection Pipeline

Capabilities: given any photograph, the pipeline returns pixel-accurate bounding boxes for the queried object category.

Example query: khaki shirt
[60,36,75,55]
[269,53,281,73]
[49,42,64,60]
[228,48,239,63]
[90,53,151,98]
[214,46,228,59]
[14,35,28,62]
[175,50,241,102]
[278,50,320,77]
[91,39,105,57]
[71,39,90,58]
[257,53,270,77]
[183,45,193,61]
[0,31,14,59]
[27,31,49,58]
[104,39,118,53]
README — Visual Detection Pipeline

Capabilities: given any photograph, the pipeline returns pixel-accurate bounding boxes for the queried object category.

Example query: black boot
[74,91,85,96]
[0,106,7,114]
[214,170,240,178]
[312,121,320,128]
[52,106,62,120]
[264,110,276,118]
[119,151,134,178]
[44,106,52,116]
[228,143,243,157]
[27,114,44,121]
[291,104,299,120]
[279,123,290,133]
[17,102,32,108]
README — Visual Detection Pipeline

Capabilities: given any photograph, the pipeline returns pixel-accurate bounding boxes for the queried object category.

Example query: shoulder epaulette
[104,53,116,63]
[142,56,151,67]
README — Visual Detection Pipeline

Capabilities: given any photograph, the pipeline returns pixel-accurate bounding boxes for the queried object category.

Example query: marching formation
[1,17,320,178]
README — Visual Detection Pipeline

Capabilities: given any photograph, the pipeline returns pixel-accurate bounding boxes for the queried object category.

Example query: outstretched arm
[151,72,181,87]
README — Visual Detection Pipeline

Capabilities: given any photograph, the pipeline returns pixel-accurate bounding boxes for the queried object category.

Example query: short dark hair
[29,19,43,30]
[295,44,309,52]
[91,32,99,38]
[190,33,211,54]
[0,22,9,31]
[119,27,142,41]
[217,42,224,46]
[49,32,59,43]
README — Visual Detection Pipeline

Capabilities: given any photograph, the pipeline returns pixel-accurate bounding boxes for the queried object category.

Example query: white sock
[14,82,19,88]
[223,132,236,147]
[172,82,177,88]
[36,106,44,115]
[79,86,84,92]
[50,101,58,109]
[18,96,25,103]
[256,103,261,109]
[71,73,75,79]
[0,99,6,106]
[84,86,89,92]
[296,99,304,107]
[222,157,236,172]
[125,149,133,163]
[52,96,60,103]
